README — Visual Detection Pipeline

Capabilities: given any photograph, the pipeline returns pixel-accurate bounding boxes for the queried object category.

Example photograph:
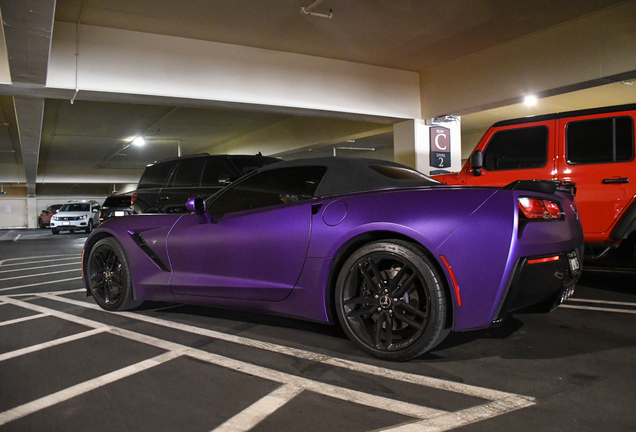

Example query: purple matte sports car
[82,157,583,361]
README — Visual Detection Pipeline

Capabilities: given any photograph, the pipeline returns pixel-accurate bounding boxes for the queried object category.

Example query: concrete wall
[48,23,421,120]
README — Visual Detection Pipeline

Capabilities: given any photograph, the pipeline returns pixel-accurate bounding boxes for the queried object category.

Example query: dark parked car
[83,157,583,361]
[38,204,63,228]
[100,194,133,223]
[130,153,279,214]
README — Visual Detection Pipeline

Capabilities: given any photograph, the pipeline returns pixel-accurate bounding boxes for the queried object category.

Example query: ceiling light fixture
[524,95,538,106]
[132,137,146,146]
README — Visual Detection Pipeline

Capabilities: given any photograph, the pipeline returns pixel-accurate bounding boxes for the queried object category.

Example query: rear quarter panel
[309,187,583,331]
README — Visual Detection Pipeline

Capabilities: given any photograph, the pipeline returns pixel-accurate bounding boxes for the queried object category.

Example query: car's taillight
[131,194,138,205]
[518,197,562,220]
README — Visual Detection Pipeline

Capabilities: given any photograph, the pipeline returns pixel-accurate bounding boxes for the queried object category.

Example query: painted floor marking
[0,262,78,275]
[567,298,636,307]
[0,351,180,427]
[211,384,304,432]
[560,304,636,314]
[43,293,531,402]
[0,313,49,327]
[0,295,450,426]
[381,397,538,432]
[0,268,80,282]
[0,277,82,292]
[0,328,107,362]
[0,255,81,267]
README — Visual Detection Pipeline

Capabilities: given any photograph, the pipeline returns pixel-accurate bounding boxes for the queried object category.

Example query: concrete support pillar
[393,119,427,172]
[27,196,37,229]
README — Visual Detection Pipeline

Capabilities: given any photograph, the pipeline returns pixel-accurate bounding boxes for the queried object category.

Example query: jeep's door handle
[602,178,630,184]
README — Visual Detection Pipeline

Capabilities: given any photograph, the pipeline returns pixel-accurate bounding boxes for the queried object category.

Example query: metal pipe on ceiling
[301,0,333,19]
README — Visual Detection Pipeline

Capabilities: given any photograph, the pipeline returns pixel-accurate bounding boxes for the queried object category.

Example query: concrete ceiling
[0,0,634,196]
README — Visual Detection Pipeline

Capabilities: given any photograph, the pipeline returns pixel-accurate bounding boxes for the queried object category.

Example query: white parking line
[0,277,82,292]
[567,298,636,307]
[0,269,80,282]
[0,313,49,327]
[380,397,538,432]
[211,385,304,432]
[560,304,636,314]
[0,351,180,427]
[0,255,81,267]
[44,293,529,402]
[0,295,450,426]
[0,328,107,362]
[0,262,79,274]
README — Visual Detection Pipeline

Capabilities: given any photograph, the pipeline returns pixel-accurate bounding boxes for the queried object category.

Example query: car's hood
[54,211,91,217]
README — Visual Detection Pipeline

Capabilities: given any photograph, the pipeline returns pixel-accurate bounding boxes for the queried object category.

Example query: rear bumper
[493,246,583,324]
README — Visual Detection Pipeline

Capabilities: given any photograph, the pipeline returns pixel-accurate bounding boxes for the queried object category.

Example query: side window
[169,159,206,188]
[200,160,235,186]
[209,166,327,215]
[566,117,634,165]
[137,163,174,189]
[482,126,548,171]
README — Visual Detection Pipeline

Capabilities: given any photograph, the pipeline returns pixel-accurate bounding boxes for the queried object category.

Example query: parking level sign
[430,126,450,168]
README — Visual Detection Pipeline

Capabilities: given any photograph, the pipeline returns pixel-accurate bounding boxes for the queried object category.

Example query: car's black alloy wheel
[336,240,449,361]
[86,237,141,311]
[85,220,93,234]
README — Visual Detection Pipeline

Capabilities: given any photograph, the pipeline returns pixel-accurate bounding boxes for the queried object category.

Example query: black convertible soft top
[259,157,441,197]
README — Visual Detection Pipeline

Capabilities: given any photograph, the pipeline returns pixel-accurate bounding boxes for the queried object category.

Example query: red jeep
[434,103,636,263]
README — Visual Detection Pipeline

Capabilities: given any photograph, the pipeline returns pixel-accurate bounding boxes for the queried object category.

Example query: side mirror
[470,150,483,177]
[186,197,206,214]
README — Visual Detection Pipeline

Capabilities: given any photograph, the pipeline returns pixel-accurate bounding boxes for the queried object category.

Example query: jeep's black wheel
[86,237,141,311]
[335,240,449,361]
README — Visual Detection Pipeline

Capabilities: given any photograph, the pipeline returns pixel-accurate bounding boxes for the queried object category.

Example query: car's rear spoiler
[503,180,577,196]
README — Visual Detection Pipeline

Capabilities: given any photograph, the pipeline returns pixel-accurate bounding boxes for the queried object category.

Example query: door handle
[602,178,630,184]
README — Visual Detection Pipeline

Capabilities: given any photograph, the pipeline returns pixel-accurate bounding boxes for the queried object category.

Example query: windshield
[103,196,132,207]
[60,203,90,212]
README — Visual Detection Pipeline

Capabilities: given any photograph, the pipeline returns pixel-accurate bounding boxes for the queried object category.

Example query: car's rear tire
[86,237,142,311]
[335,240,449,361]
[85,220,93,234]
[51,228,59,234]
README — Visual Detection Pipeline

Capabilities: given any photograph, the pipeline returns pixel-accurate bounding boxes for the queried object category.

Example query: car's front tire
[51,228,59,235]
[38,218,45,229]
[86,237,141,311]
[85,220,93,234]
[335,240,449,361]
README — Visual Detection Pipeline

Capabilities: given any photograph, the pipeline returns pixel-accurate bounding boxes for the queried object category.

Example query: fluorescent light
[132,137,145,146]
[524,95,538,106]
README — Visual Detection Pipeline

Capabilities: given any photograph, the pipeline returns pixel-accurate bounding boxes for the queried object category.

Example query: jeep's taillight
[518,197,562,220]
[131,194,138,205]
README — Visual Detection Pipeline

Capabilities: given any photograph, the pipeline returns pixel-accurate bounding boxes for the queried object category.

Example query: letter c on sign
[435,133,447,151]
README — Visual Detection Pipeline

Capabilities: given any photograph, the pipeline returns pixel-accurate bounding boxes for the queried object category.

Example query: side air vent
[130,233,171,272]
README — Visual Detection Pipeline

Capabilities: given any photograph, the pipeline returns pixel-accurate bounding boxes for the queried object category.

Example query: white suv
[50,200,101,234]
